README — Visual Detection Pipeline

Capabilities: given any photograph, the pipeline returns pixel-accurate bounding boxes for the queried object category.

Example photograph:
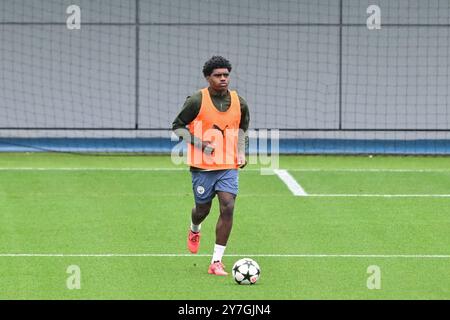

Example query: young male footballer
[172,56,250,275]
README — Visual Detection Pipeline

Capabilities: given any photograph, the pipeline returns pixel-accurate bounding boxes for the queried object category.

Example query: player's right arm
[172,93,214,154]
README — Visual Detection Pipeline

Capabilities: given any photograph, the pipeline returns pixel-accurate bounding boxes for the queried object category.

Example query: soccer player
[172,56,250,276]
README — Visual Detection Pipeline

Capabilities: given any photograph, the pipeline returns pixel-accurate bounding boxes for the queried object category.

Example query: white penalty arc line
[273,169,307,196]
[0,253,449,259]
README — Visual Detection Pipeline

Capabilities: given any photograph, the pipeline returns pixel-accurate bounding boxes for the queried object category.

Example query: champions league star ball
[232,258,261,285]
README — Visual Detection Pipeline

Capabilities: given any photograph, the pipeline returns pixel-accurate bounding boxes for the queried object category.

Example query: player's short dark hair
[202,56,232,77]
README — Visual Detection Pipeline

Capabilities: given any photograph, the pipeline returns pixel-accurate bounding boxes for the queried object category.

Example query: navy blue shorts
[191,169,239,204]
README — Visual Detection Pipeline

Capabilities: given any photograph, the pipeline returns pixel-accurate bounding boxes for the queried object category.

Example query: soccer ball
[232,258,261,285]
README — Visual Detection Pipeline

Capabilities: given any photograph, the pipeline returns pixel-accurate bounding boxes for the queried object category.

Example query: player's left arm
[238,96,250,168]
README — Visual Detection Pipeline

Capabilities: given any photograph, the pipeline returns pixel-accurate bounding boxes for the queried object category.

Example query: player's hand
[238,154,247,169]
[202,141,215,156]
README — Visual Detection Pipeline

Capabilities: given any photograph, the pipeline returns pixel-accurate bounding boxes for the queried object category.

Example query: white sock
[212,244,226,263]
[190,222,201,233]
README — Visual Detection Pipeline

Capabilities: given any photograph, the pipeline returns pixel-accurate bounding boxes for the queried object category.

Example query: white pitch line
[307,194,450,198]
[273,169,307,196]
[0,167,449,172]
[1,168,448,198]
[0,253,449,259]
[0,167,186,171]
[287,168,450,173]
[308,194,450,198]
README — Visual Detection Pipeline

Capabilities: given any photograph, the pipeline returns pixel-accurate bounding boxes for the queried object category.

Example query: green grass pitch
[0,153,449,299]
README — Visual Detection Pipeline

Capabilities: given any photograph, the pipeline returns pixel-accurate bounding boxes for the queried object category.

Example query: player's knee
[195,202,212,216]
[220,201,235,217]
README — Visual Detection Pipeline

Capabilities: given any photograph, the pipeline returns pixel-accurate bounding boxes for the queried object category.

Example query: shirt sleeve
[172,92,203,148]
[238,96,250,131]
[171,93,201,130]
[238,96,250,155]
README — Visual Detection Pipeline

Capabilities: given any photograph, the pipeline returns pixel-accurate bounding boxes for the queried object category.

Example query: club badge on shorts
[196,185,205,195]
